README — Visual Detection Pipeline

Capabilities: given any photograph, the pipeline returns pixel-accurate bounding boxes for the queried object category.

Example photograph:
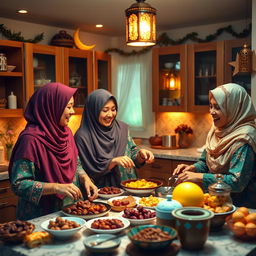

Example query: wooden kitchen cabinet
[94,51,111,91]
[187,41,224,112]
[137,158,195,185]
[224,38,251,95]
[0,179,17,223]
[152,45,187,112]
[24,43,63,102]
[0,40,25,117]
[63,48,93,114]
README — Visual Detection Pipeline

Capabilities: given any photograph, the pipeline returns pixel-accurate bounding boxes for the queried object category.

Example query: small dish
[7,65,16,72]
[98,188,124,199]
[127,224,177,250]
[84,234,121,253]
[107,195,139,212]
[40,217,86,240]
[121,178,163,196]
[85,217,130,234]
[138,196,165,209]
[120,209,156,225]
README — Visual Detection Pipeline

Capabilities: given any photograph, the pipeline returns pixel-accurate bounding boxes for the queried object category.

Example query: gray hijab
[75,89,128,187]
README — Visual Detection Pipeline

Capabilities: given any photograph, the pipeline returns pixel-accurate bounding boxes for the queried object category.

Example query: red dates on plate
[122,206,156,219]
[99,187,122,194]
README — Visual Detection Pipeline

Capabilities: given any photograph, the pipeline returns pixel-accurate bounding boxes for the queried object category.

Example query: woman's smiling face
[209,96,227,128]
[59,97,75,126]
[99,99,117,127]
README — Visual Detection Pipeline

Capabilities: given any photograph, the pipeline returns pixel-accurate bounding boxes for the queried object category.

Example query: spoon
[90,233,125,247]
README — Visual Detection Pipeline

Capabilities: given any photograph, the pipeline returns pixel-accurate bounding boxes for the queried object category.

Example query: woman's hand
[176,171,203,184]
[173,164,196,175]
[79,174,98,201]
[137,149,154,164]
[111,156,135,169]
[54,183,83,201]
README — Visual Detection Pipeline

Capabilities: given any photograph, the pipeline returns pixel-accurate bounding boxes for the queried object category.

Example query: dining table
[0,196,256,256]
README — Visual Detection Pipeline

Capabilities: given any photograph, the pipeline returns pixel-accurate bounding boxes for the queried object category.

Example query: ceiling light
[125,0,156,47]
[18,9,28,14]
[96,24,103,28]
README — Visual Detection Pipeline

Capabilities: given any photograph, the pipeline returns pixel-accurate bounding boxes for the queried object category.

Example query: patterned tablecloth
[1,203,256,256]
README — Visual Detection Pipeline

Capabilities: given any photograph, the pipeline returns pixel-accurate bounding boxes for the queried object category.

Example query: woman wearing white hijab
[173,83,256,207]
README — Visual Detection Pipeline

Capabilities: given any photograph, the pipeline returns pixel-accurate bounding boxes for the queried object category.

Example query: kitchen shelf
[0,108,23,117]
[0,72,23,77]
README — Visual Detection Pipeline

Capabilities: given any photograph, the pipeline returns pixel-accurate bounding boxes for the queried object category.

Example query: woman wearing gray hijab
[75,89,154,187]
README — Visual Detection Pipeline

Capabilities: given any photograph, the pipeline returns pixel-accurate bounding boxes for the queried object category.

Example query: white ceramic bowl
[40,217,86,239]
[83,234,121,253]
[98,188,124,199]
[120,209,156,225]
[121,179,163,196]
[85,217,130,234]
[7,65,16,72]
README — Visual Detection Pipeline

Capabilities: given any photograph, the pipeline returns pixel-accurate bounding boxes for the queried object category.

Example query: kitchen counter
[140,144,201,162]
[1,204,255,256]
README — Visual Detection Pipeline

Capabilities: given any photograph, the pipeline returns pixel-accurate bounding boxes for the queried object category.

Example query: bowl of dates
[121,178,163,195]
[127,224,177,249]
[121,206,156,225]
[85,217,130,234]
[41,216,85,239]
[98,186,124,199]
[62,200,111,219]
[0,220,35,243]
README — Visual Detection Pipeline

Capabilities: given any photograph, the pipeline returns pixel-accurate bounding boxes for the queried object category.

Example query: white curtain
[112,51,155,137]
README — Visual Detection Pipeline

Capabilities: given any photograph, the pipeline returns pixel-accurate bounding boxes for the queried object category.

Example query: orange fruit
[245,213,256,224]
[245,222,256,237]
[172,182,204,207]
[231,211,246,224]
[237,207,249,217]
[232,221,246,236]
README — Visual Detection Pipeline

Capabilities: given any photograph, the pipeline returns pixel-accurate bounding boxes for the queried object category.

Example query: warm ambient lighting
[96,24,103,28]
[125,0,156,47]
[162,70,180,91]
[18,9,28,14]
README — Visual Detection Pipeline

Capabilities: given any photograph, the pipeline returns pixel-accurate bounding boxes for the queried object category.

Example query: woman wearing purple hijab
[75,89,154,188]
[9,83,98,220]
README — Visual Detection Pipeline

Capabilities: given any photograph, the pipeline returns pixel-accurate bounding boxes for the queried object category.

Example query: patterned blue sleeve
[194,150,209,173]
[202,144,255,192]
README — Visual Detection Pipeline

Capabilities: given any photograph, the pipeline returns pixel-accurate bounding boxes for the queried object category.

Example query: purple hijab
[74,89,128,187]
[9,83,78,202]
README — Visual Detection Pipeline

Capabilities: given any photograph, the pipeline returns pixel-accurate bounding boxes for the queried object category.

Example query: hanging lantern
[161,69,180,91]
[229,44,253,76]
[125,0,156,47]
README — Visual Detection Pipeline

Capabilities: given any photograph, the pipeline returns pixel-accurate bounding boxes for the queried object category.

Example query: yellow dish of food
[139,195,164,207]
[125,179,158,188]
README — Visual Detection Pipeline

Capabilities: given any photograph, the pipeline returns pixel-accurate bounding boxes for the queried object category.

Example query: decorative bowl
[40,217,85,240]
[121,179,163,195]
[85,217,130,234]
[83,234,121,253]
[127,224,177,250]
[211,205,236,229]
[7,65,16,72]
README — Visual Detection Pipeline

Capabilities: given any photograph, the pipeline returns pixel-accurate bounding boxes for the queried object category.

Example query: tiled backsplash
[0,112,211,150]
[155,112,212,148]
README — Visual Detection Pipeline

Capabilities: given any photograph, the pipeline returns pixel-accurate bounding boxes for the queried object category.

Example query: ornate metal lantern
[125,0,156,47]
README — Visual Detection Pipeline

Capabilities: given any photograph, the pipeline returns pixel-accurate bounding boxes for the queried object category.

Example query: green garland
[0,24,44,43]
[105,24,251,56]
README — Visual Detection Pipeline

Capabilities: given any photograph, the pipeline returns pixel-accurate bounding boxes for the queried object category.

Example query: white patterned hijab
[205,83,256,173]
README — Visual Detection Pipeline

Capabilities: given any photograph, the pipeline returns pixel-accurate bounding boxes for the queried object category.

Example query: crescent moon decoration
[73,28,96,50]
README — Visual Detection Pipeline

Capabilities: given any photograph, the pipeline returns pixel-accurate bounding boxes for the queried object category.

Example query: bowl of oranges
[227,207,256,240]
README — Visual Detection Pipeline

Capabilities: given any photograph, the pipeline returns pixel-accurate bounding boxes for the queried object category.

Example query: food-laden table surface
[1,196,256,256]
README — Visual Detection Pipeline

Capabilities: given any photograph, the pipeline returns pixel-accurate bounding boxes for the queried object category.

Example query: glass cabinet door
[152,45,187,112]
[94,51,111,91]
[187,41,224,112]
[224,38,251,95]
[63,48,93,111]
[25,43,63,100]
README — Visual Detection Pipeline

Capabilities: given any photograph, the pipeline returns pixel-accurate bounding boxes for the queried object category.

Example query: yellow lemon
[172,182,204,207]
